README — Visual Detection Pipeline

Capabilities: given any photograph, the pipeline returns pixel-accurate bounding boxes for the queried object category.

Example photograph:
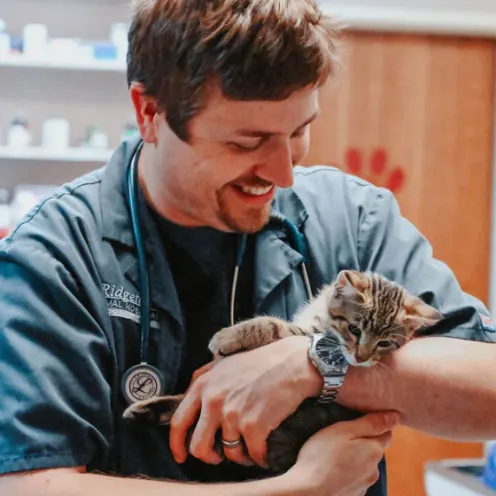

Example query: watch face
[316,333,347,367]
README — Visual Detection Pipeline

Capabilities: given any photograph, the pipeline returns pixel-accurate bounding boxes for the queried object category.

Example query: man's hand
[0,412,397,496]
[286,411,399,495]
[169,336,322,467]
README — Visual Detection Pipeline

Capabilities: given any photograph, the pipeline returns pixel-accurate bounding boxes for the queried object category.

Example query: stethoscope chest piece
[121,363,165,405]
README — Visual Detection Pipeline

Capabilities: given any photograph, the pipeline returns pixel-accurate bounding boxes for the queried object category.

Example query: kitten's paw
[208,326,241,358]
[123,395,183,425]
[209,317,301,358]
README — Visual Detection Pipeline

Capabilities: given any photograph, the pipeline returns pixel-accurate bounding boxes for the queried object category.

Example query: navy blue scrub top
[0,138,494,494]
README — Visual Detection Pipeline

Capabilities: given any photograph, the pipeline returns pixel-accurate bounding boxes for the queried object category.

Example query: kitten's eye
[348,324,361,338]
[377,340,393,349]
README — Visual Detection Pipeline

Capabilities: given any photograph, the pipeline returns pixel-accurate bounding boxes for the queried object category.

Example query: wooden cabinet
[304,31,495,496]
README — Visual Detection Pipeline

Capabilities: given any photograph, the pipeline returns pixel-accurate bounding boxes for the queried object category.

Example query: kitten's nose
[355,355,367,363]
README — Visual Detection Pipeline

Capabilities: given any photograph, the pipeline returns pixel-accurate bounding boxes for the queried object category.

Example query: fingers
[221,421,253,466]
[343,411,400,439]
[374,431,393,449]
[366,467,381,488]
[169,386,203,463]
[188,411,224,465]
[242,425,269,469]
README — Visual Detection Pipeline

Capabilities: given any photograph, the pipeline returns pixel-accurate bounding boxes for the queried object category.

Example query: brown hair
[128,0,341,141]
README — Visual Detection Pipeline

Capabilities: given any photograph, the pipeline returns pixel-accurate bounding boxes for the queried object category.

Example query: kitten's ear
[403,294,443,333]
[334,270,368,300]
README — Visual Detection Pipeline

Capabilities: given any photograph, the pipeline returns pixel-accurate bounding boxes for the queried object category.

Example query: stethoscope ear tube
[122,144,166,405]
[229,213,313,327]
[229,234,248,327]
[127,143,150,364]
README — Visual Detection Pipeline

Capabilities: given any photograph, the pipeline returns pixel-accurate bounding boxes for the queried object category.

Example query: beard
[217,190,272,234]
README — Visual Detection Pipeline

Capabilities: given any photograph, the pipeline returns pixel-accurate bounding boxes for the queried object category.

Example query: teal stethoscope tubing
[126,143,313,387]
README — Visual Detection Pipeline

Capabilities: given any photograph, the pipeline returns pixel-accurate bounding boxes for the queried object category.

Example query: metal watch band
[308,333,349,403]
[319,375,346,403]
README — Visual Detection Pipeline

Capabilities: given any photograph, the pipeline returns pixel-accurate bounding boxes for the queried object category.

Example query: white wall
[320,0,496,37]
[321,0,496,13]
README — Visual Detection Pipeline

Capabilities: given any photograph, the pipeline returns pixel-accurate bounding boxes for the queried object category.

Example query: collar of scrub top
[230,214,313,329]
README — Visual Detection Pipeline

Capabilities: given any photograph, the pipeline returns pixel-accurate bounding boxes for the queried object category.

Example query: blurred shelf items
[0,18,128,67]
[0,184,59,240]
[0,1,139,239]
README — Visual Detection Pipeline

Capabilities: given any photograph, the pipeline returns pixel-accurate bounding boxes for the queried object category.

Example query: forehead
[190,84,320,137]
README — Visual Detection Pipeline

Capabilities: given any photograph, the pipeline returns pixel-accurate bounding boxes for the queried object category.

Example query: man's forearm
[1,469,297,496]
[337,337,496,440]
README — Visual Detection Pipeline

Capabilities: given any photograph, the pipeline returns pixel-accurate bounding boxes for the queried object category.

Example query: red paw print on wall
[344,148,406,194]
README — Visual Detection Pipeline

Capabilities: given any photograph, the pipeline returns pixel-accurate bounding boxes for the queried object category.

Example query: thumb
[341,411,400,439]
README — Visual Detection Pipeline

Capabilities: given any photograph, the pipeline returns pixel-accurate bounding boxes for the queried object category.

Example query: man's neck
[137,146,203,228]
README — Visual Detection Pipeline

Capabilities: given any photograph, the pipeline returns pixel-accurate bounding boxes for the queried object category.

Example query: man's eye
[229,141,263,151]
[291,126,308,139]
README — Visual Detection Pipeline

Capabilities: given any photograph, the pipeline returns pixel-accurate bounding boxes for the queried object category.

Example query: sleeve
[357,187,496,343]
[0,240,113,475]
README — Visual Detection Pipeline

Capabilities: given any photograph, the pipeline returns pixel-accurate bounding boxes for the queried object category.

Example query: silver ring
[221,438,242,449]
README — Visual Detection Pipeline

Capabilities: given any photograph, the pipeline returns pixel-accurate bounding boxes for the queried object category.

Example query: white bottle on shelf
[7,113,32,148]
[0,189,12,239]
[42,119,70,150]
[23,23,49,60]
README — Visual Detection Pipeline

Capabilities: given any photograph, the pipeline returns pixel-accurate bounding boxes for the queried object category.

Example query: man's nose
[254,139,294,189]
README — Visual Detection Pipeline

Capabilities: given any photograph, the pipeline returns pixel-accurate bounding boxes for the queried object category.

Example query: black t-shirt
[148,207,266,482]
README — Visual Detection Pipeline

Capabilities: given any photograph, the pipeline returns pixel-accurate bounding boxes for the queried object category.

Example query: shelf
[0,55,126,73]
[0,146,113,163]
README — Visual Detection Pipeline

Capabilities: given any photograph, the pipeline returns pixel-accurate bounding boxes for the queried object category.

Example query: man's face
[146,84,319,233]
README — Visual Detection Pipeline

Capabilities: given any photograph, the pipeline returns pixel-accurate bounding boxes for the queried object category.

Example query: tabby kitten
[124,270,442,474]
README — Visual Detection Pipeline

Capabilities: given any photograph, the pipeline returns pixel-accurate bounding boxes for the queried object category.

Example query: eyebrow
[234,111,320,138]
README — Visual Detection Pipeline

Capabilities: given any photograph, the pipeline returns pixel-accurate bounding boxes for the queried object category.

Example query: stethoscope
[121,143,313,405]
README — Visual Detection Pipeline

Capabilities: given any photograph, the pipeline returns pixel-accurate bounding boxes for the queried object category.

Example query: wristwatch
[308,332,350,403]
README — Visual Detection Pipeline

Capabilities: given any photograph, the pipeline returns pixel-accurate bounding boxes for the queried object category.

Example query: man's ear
[129,82,160,144]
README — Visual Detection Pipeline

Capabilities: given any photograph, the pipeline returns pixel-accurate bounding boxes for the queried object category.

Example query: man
[0,1,495,495]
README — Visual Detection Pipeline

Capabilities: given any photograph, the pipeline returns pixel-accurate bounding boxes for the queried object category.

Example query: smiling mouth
[236,184,274,196]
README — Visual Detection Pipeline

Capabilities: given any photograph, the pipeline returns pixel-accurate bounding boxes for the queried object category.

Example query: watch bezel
[311,332,349,374]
